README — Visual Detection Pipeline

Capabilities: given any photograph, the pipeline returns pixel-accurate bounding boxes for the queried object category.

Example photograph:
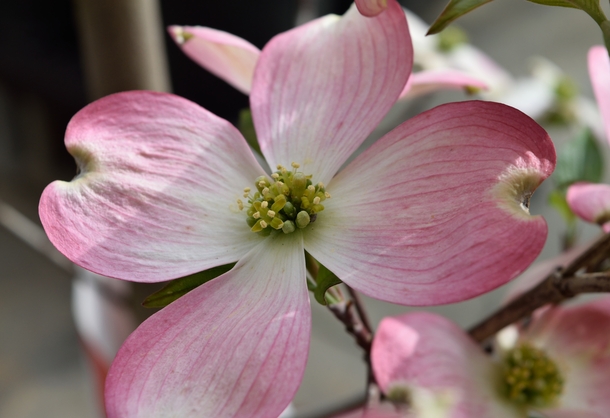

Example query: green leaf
[548,189,576,223]
[142,263,235,308]
[553,128,604,188]
[313,264,343,305]
[237,108,261,155]
[548,189,578,250]
[527,0,607,24]
[428,0,494,35]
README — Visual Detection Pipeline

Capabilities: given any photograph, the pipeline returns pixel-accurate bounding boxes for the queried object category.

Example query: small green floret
[238,163,330,235]
[500,343,564,409]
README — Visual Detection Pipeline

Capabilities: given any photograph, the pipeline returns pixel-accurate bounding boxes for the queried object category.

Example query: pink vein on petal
[39,91,266,282]
[305,101,555,305]
[105,232,310,418]
[251,1,412,185]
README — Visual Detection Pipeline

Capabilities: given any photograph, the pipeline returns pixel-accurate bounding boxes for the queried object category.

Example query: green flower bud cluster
[500,343,564,409]
[238,163,330,236]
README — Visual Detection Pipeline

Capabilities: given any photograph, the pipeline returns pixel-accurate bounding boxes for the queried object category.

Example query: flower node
[500,343,564,408]
[240,163,329,235]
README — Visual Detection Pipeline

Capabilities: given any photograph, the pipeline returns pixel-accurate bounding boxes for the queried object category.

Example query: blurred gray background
[0,0,605,417]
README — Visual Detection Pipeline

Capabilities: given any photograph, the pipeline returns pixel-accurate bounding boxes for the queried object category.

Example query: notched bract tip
[171,26,194,45]
[69,147,95,182]
[493,166,544,219]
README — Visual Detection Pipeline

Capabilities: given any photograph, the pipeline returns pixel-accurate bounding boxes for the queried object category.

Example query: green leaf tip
[428,0,494,35]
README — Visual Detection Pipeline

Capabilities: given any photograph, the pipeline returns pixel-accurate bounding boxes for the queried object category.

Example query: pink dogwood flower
[370,304,610,418]
[40,2,555,417]
[168,9,487,102]
[567,46,610,229]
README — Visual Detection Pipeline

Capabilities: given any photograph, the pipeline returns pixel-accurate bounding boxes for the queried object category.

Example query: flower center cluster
[237,162,330,235]
[500,343,564,408]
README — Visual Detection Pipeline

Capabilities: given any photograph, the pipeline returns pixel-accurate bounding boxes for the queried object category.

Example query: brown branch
[469,233,610,343]
[327,299,375,389]
[327,300,373,353]
[346,285,373,335]
[560,272,610,294]
[468,271,564,342]
[562,232,610,276]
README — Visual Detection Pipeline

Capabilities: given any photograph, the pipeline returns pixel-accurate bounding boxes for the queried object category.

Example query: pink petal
[399,69,488,100]
[105,233,310,418]
[372,312,519,418]
[521,297,610,415]
[567,182,610,232]
[588,46,610,144]
[305,101,555,305]
[39,91,266,282]
[355,0,388,17]
[251,1,412,185]
[168,26,260,95]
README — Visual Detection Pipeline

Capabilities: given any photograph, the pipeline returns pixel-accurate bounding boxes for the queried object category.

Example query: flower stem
[469,233,610,343]
[345,285,373,335]
[327,298,375,388]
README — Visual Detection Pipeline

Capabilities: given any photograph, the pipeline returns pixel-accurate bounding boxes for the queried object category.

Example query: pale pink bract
[39,2,555,417]
[168,9,488,102]
[370,305,610,418]
[566,46,610,227]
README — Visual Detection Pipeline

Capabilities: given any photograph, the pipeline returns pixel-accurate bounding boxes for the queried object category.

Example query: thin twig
[562,232,610,276]
[560,272,610,295]
[327,300,373,353]
[469,233,610,343]
[305,254,377,396]
[469,271,565,342]
[327,299,375,389]
[346,285,373,335]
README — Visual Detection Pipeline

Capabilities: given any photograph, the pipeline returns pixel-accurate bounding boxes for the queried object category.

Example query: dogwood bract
[39,2,555,417]
[567,46,610,229]
[167,9,487,102]
[370,302,610,418]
